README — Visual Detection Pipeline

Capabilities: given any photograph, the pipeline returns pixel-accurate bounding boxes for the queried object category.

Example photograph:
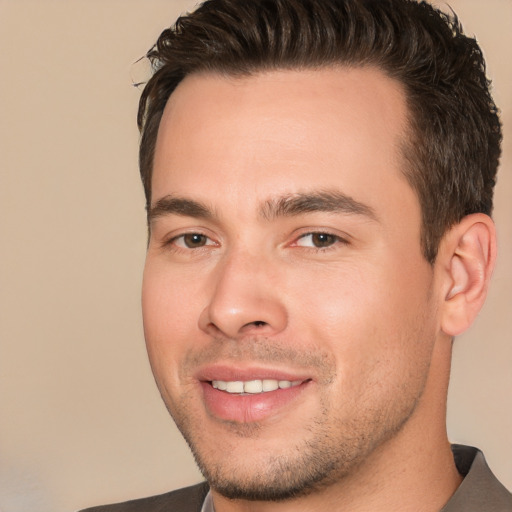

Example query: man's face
[143,67,440,499]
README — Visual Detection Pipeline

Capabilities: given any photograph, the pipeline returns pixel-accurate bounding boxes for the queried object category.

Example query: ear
[438,214,496,337]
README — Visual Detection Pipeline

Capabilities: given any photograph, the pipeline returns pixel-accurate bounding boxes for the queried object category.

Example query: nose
[198,250,288,340]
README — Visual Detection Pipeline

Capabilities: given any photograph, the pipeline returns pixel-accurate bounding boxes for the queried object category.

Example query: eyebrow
[148,190,378,224]
[148,196,215,223]
[260,191,378,221]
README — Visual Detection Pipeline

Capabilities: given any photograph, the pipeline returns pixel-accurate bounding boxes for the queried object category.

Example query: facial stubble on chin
[156,337,428,503]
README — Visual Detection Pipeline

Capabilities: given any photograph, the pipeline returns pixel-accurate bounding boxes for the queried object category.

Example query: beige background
[0,1,510,511]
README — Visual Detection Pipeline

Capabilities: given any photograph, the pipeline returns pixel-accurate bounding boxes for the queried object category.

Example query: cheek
[289,259,435,380]
[141,261,201,375]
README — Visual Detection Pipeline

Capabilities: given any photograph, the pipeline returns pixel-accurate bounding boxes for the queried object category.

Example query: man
[84,0,511,510]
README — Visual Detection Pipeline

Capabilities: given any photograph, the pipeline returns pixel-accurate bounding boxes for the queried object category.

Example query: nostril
[238,320,270,334]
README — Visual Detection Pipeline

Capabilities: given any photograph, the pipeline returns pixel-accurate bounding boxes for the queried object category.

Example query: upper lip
[195,364,312,383]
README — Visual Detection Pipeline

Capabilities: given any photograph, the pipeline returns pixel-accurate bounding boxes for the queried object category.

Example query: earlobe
[440,214,496,337]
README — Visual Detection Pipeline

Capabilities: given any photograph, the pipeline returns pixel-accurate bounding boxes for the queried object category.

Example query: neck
[211,338,462,512]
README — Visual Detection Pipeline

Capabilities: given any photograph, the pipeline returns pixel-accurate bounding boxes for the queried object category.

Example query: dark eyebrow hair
[148,195,214,223]
[148,190,377,225]
[260,191,378,221]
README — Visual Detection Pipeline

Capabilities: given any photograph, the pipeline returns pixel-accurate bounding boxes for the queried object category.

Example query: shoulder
[443,445,512,511]
[79,482,210,512]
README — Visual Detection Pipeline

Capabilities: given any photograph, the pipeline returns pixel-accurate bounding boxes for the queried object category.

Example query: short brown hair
[138,0,501,263]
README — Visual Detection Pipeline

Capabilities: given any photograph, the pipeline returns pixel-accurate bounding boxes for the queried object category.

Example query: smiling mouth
[201,376,312,422]
[211,379,305,394]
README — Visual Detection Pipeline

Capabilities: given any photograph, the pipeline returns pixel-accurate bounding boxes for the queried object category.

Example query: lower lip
[200,381,310,423]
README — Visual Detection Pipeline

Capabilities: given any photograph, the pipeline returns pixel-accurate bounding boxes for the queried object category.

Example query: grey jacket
[81,445,512,511]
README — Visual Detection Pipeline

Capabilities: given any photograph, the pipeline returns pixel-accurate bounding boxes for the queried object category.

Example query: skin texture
[142,67,495,511]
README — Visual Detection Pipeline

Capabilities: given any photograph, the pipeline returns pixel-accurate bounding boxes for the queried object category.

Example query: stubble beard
[161,339,429,503]
[170,390,422,502]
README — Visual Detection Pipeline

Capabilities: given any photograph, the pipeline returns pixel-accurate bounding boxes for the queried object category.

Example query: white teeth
[216,380,227,391]
[212,379,302,394]
[262,379,279,392]
[244,380,263,394]
[226,381,244,393]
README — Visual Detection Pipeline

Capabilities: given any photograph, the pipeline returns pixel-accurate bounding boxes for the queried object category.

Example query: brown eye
[182,233,208,248]
[167,232,217,252]
[296,232,340,248]
[311,233,337,247]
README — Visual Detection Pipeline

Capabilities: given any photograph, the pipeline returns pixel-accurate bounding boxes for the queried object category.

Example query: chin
[195,453,341,502]
[182,423,368,502]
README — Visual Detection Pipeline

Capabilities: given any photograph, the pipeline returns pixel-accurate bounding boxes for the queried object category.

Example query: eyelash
[162,230,349,254]
[293,231,349,251]
[163,232,217,251]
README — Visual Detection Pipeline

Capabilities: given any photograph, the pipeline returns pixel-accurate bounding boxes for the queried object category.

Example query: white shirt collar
[200,490,215,512]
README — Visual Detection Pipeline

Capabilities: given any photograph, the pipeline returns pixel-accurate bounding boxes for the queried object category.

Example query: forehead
[152,66,412,215]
